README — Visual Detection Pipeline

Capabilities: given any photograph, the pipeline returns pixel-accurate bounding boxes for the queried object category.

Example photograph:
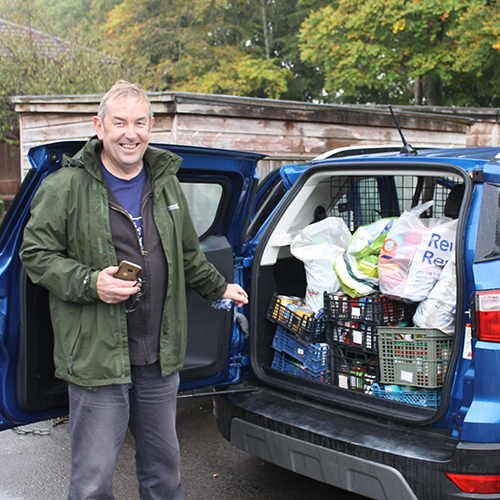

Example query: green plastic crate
[377,327,453,388]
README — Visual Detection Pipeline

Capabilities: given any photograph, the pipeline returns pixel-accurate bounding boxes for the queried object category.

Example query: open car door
[0,141,263,430]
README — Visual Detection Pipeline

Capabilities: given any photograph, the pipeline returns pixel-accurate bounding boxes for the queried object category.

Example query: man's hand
[97,266,141,304]
[222,283,249,308]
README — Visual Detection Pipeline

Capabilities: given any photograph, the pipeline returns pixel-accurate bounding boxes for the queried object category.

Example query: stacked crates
[266,292,453,408]
[267,295,330,383]
[324,293,414,395]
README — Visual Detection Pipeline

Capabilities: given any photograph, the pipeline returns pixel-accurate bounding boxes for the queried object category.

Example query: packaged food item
[334,218,394,298]
[297,305,314,319]
[267,294,326,342]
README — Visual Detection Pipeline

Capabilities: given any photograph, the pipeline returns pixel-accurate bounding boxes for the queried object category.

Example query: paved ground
[0,396,368,500]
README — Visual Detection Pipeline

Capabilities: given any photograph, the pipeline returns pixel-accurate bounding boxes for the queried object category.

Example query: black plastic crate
[324,292,415,326]
[327,321,378,354]
[330,345,379,394]
[267,293,326,342]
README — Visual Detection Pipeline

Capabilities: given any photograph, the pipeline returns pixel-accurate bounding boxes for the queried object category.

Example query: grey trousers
[67,362,184,500]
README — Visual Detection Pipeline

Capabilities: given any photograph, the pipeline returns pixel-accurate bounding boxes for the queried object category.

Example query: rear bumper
[213,385,500,500]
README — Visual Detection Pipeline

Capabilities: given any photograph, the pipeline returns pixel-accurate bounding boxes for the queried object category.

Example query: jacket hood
[62,136,183,181]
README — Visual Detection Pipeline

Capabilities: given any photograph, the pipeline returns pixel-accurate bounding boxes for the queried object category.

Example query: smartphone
[113,260,143,281]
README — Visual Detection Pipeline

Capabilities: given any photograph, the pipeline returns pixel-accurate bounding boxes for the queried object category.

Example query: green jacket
[20,137,228,386]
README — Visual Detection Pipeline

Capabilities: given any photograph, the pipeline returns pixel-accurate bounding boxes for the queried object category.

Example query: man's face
[93,95,153,178]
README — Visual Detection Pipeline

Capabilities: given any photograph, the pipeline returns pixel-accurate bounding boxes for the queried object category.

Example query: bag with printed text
[378,201,457,303]
[413,254,456,334]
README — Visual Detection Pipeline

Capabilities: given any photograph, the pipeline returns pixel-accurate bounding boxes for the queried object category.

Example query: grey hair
[97,80,153,122]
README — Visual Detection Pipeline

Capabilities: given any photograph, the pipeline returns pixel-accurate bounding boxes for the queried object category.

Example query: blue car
[1,141,500,500]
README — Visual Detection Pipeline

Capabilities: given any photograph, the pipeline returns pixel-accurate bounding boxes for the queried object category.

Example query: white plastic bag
[378,201,457,303]
[413,255,456,335]
[290,217,351,312]
[334,218,394,298]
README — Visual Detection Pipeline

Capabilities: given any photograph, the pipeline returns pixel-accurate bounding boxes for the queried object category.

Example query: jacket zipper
[110,201,151,256]
[98,189,130,379]
[109,194,153,376]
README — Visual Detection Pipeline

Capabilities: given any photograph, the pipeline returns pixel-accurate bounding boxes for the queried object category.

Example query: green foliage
[1,0,500,111]
[172,48,291,99]
[0,0,124,142]
[299,0,465,104]
[298,0,500,106]
[447,1,500,105]
[97,0,299,99]
[22,0,94,33]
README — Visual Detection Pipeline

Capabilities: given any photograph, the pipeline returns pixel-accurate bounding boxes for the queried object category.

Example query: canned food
[277,295,295,307]
[297,306,314,318]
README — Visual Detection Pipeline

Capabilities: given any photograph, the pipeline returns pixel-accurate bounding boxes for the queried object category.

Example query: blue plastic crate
[371,383,442,408]
[272,326,330,371]
[271,352,330,383]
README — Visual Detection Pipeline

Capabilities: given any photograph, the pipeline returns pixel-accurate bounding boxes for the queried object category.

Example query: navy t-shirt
[101,164,147,249]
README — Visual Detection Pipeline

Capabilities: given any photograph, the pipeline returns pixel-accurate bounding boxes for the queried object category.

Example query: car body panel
[217,147,500,500]
[214,385,500,500]
[3,140,500,499]
[0,141,264,430]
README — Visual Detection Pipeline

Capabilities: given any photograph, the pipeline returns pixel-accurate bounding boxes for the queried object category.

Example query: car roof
[411,147,500,161]
[311,146,500,165]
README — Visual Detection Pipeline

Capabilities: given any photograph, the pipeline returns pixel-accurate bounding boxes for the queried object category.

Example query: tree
[297,0,496,106]
[2,0,329,103]
[447,1,500,106]
[99,0,332,101]
[5,0,498,107]
[99,0,293,98]
[255,0,330,101]
[20,0,93,34]
[0,0,123,142]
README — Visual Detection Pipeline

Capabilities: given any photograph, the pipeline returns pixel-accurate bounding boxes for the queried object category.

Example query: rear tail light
[473,290,500,342]
[446,473,500,494]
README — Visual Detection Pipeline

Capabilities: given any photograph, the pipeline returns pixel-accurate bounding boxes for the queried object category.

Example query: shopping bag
[378,202,457,303]
[290,217,351,311]
[413,256,456,335]
[333,218,394,298]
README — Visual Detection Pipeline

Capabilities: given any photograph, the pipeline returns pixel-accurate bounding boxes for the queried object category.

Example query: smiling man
[94,88,152,179]
[20,81,248,500]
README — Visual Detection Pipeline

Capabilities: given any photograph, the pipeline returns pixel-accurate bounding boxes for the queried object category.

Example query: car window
[180,181,224,237]
[475,182,500,263]
[328,175,463,232]
[247,177,287,241]
[331,176,399,231]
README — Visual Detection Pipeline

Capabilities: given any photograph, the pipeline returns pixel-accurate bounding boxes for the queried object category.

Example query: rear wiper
[389,105,418,155]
